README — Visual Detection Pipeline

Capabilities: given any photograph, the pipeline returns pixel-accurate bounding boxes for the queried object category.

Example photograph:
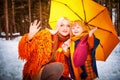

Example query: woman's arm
[18,34,33,60]
[18,33,40,60]
[18,20,42,60]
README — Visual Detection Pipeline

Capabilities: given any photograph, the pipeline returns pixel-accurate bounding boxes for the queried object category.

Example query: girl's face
[58,20,70,36]
[71,24,84,36]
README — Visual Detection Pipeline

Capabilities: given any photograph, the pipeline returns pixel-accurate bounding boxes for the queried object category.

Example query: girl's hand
[62,39,70,52]
[28,20,41,40]
[89,27,97,37]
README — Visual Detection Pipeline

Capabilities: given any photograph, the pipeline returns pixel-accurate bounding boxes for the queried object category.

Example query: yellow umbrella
[49,0,120,61]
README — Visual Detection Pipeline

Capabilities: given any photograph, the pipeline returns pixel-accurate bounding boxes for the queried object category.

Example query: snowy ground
[0,37,24,80]
[0,36,120,80]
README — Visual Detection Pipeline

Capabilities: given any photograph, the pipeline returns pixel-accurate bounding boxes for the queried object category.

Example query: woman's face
[58,20,70,36]
[71,24,84,36]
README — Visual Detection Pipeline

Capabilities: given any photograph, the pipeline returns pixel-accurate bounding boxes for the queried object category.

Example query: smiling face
[57,18,70,36]
[71,23,84,36]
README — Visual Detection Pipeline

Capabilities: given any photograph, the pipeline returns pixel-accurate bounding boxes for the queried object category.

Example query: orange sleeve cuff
[88,35,94,50]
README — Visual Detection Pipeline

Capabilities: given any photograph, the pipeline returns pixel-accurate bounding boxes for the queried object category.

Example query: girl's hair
[71,20,88,31]
[70,20,89,36]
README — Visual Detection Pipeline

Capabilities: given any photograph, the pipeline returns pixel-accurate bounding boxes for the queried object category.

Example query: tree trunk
[0,19,1,36]
[116,2,120,36]
[28,0,31,24]
[46,0,51,29]
[108,0,112,19]
[4,0,9,40]
[9,0,15,39]
[12,0,16,33]
[39,0,42,27]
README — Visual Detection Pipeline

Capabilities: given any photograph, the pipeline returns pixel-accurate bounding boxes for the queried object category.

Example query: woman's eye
[60,24,64,27]
[67,25,70,27]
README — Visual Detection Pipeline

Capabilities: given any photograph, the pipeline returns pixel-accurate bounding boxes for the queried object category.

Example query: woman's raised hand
[28,20,41,40]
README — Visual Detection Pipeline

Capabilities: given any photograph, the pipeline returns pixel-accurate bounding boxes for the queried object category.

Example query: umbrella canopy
[49,0,120,61]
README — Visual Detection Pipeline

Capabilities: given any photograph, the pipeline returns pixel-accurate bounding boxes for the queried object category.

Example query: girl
[18,17,71,80]
[66,20,98,80]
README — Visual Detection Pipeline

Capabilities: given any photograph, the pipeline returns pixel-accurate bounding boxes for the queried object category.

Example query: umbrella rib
[88,24,113,33]
[81,0,86,21]
[87,9,105,23]
[65,4,83,21]
[88,24,114,57]
[53,0,83,21]
[87,24,108,50]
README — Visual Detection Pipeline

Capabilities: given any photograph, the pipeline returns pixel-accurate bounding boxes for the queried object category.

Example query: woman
[18,17,71,80]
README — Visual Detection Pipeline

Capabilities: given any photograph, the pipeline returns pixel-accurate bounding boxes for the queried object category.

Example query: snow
[96,40,120,80]
[0,36,120,80]
[0,32,20,36]
[0,37,24,80]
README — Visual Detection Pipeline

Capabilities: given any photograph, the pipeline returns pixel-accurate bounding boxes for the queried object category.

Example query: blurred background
[0,0,119,40]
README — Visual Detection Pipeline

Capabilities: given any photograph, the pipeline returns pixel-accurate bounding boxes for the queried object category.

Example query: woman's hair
[48,17,70,35]
[56,17,70,29]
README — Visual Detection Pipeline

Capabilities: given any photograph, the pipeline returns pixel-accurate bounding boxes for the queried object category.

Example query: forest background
[0,0,119,40]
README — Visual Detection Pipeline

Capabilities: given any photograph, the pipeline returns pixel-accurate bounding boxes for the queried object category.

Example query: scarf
[70,31,88,54]
[71,31,88,41]
[70,31,88,80]
[49,32,70,62]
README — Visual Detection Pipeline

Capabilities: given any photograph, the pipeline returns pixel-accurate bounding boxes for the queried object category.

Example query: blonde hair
[56,17,70,29]
[48,17,70,35]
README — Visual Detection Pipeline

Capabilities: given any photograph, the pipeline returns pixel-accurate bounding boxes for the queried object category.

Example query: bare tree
[4,0,9,40]
[12,0,16,33]
[9,0,16,39]
[117,2,120,36]
[115,1,120,36]
[108,0,112,18]
[39,0,42,26]
[0,19,1,36]
[28,0,31,24]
